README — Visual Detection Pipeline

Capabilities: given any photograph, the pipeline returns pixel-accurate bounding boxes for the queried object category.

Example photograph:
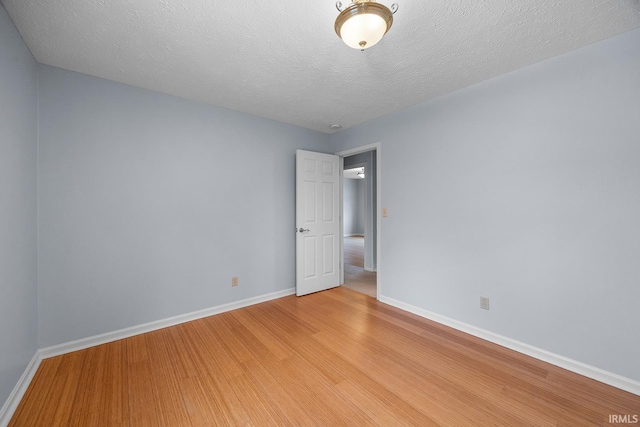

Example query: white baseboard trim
[379,295,640,397]
[0,352,42,427]
[40,288,296,359]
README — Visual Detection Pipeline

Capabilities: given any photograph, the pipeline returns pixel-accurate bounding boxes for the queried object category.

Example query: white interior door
[296,150,340,296]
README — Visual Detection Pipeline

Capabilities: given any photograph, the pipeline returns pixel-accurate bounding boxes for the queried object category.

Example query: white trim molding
[0,353,42,427]
[0,288,295,425]
[40,288,295,359]
[379,295,640,397]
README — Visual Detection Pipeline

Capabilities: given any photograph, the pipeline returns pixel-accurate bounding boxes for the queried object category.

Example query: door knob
[298,228,310,233]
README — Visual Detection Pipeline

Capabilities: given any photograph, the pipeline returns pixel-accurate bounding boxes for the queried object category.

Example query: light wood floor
[343,236,377,298]
[11,287,639,426]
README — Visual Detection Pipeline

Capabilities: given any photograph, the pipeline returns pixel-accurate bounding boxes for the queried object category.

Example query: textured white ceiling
[3,0,640,133]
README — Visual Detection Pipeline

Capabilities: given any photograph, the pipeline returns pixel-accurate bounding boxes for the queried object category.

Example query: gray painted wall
[331,29,640,381]
[37,65,329,348]
[0,4,38,408]
[344,178,364,236]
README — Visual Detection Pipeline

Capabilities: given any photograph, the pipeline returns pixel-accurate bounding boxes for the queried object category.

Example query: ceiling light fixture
[335,0,398,51]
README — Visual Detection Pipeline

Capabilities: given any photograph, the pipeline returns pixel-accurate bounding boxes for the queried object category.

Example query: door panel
[296,150,340,296]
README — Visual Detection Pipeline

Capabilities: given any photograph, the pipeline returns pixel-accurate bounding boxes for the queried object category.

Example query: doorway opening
[339,146,379,298]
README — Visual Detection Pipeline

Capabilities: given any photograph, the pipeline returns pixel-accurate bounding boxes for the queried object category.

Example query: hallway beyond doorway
[342,236,377,298]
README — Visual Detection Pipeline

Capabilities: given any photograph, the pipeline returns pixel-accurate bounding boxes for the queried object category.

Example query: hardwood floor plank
[201,312,256,365]
[66,345,106,426]
[177,376,222,426]
[276,354,376,426]
[239,357,315,426]
[8,356,62,427]
[312,327,517,426]
[10,287,640,426]
[166,325,206,379]
[145,330,194,426]
[287,292,581,426]
[125,333,149,364]
[319,301,589,425]
[501,383,604,426]
[48,350,85,426]
[100,340,129,426]
[545,369,640,414]
[334,378,420,427]
[226,373,285,426]
[203,373,255,426]
[127,359,162,427]
[246,301,357,385]
[126,333,167,427]
[188,318,245,379]
[231,308,293,361]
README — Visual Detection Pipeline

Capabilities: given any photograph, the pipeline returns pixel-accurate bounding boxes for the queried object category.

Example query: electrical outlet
[480,297,490,310]
[232,276,238,287]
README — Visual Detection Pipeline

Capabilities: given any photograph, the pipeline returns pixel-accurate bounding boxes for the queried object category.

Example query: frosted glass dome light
[335,1,398,51]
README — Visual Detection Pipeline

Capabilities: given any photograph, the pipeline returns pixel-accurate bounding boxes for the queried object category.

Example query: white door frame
[336,142,382,299]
